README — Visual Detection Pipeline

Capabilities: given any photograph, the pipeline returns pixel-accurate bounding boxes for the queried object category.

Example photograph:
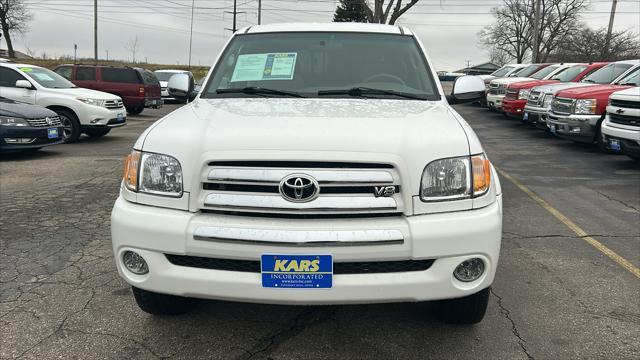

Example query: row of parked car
[481,60,640,160]
[0,59,193,152]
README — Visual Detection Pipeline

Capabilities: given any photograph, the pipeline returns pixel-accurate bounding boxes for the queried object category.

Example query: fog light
[570,126,581,133]
[453,258,484,282]
[122,250,149,275]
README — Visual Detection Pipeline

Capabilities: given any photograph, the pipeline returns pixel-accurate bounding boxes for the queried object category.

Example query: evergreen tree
[333,0,367,23]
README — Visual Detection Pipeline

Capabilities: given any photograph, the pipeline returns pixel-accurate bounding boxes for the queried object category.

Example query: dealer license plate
[523,112,529,121]
[549,124,556,134]
[116,113,125,122]
[609,139,621,151]
[261,254,332,289]
[47,128,58,139]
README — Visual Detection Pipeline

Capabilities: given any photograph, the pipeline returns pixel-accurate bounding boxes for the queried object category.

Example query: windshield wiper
[216,86,305,98]
[317,87,427,100]
[620,82,638,86]
[582,79,596,83]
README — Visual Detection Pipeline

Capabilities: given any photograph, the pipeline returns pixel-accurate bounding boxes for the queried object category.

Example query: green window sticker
[19,67,33,72]
[230,53,297,82]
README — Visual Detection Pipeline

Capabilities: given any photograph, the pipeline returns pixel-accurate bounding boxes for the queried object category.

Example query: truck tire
[84,128,111,138]
[434,287,490,324]
[55,109,81,143]
[126,106,144,115]
[131,286,197,315]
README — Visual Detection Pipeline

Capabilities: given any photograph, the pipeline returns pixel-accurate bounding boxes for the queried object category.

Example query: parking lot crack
[491,288,534,360]
[234,307,335,360]
[595,191,640,213]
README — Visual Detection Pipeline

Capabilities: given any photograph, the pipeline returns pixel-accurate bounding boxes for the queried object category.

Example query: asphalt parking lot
[1,103,638,359]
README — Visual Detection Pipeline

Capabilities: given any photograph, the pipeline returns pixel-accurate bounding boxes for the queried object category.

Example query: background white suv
[0,63,126,142]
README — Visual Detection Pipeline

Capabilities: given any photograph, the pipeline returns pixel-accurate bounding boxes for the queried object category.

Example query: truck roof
[241,22,412,36]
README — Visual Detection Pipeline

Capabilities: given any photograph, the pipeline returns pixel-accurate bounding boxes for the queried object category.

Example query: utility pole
[532,0,542,63]
[225,0,243,33]
[106,50,109,61]
[74,44,77,64]
[94,0,98,62]
[188,0,195,69]
[258,0,262,25]
[465,60,471,74]
[603,0,618,59]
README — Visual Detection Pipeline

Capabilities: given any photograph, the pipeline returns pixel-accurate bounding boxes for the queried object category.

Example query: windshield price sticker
[231,53,297,82]
[261,254,332,289]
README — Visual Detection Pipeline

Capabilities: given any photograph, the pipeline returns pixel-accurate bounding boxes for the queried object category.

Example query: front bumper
[111,195,502,305]
[601,119,640,157]
[546,112,602,143]
[486,94,505,110]
[77,105,127,126]
[501,99,526,117]
[523,105,551,130]
[0,125,64,150]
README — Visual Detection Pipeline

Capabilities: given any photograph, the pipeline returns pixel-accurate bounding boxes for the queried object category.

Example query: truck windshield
[202,32,440,100]
[582,63,633,84]
[19,67,76,89]
[510,65,541,78]
[614,67,639,86]
[491,66,514,77]
[531,65,559,80]
[550,65,587,82]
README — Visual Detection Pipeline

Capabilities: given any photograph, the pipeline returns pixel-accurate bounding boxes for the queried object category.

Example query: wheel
[434,287,490,324]
[131,286,197,315]
[126,106,144,115]
[84,128,111,138]
[55,109,81,143]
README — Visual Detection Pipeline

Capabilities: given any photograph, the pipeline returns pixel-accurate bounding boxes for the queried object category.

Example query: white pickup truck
[601,87,640,160]
[111,23,502,324]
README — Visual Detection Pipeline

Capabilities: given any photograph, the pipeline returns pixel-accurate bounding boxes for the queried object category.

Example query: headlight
[0,116,29,126]
[518,89,530,100]
[123,149,183,197]
[574,99,597,114]
[543,95,553,108]
[420,154,491,202]
[76,97,106,107]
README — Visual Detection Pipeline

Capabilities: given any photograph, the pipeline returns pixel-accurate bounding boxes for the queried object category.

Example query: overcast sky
[10,0,640,71]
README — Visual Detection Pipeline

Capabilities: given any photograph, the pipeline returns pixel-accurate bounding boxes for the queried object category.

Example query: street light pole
[258,0,262,25]
[74,44,77,64]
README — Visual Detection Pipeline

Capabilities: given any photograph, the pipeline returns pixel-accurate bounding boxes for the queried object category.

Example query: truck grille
[200,161,403,216]
[551,97,574,115]
[105,99,124,109]
[505,88,518,100]
[27,116,62,127]
[609,113,640,127]
[610,99,640,109]
[165,254,435,274]
[489,83,506,95]
[527,91,543,106]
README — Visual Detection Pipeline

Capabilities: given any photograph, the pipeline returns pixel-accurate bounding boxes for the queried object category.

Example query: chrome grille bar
[208,168,394,184]
[204,193,397,212]
[27,116,62,127]
[193,226,404,246]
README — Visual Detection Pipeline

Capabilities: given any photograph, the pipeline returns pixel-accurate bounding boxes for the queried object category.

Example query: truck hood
[556,84,632,99]
[48,87,122,100]
[610,87,640,100]
[531,82,596,95]
[141,98,472,192]
[509,79,558,90]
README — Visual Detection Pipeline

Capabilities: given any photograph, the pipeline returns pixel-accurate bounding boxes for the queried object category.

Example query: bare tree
[488,47,513,66]
[126,36,139,63]
[549,25,640,62]
[0,0,32,58]
[357,0,420,25]
[22,40,35,58]
[479,0,586,63]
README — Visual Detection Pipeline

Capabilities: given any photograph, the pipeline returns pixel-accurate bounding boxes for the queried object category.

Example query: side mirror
[167,73,194,102]
[15,80,34,89]
[446,75,485,104]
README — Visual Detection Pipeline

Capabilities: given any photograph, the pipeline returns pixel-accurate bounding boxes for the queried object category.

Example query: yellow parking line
[496,167,640,279]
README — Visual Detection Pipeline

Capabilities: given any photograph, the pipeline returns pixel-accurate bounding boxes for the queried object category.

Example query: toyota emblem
[279,174,320,203]
[45,117,53,125]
